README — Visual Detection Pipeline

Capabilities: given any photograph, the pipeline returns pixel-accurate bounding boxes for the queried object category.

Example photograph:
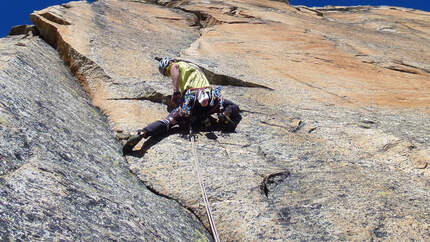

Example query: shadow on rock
[126,127,185,158]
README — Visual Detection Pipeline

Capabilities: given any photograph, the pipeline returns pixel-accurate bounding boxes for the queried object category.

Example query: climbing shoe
[122,132,146,155]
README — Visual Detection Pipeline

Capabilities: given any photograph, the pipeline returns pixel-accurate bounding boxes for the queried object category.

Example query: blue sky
[1,0,94,37]
[0,1,429,37]
[290,1,430,11]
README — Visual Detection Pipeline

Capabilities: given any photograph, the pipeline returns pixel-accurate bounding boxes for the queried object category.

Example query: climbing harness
[182,86,224,117]
[189,125,221,242]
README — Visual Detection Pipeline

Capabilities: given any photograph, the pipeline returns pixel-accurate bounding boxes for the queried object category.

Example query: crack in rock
[176,7,224,28]
[146,0,265,28]
[107,91,174,107]
[31,12,118,101]
[295,6,324,17]
[201,66,273,89]
[314,6,373,13]
[385,66,420,75]
[156,57,272,89]
[260,120,289,129]
[260,119,305,132]
[40,12,71,25]
[126,0,221,28]
[359,120,377,129]
[260,171,290,197]
[126,161,213,238]
[393,60,430,74]
[379,140,402,152]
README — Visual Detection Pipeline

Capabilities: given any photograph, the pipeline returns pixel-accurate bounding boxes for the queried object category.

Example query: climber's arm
[170,63,180,93]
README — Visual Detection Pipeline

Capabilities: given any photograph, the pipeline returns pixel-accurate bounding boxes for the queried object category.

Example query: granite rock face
[1,0,429,240]
[0,35,210,240]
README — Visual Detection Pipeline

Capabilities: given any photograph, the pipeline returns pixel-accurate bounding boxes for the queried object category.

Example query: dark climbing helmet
[158,57,173,76]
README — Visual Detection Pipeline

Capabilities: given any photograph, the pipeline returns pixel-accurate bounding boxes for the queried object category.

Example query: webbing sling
[189,126,221,242]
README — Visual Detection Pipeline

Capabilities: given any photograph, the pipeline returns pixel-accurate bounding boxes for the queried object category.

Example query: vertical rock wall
[0,35,210,240]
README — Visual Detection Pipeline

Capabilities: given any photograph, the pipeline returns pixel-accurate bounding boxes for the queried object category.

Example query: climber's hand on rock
[171,91,181,106]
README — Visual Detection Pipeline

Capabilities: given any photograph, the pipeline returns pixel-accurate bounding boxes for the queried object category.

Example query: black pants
[142,98,240,138]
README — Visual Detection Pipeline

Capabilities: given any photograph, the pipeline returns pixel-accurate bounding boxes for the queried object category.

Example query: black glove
[171,91,181,106]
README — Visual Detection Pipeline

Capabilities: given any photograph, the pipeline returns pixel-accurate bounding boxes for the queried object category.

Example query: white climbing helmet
[158,57,173,76]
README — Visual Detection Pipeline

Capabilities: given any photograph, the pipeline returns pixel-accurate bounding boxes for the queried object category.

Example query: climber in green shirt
[163,58,210,96]
[122,57,241,155]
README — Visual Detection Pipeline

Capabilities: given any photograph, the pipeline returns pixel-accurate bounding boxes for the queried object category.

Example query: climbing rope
[189,127,221,242]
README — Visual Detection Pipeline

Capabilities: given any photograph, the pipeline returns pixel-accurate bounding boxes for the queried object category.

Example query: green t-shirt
[175,62,210,94]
